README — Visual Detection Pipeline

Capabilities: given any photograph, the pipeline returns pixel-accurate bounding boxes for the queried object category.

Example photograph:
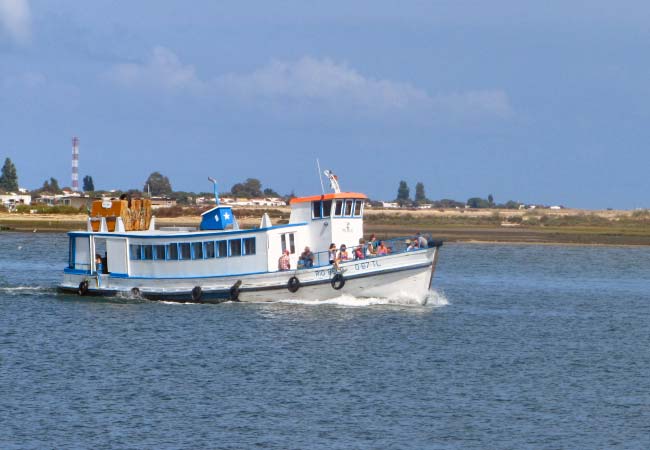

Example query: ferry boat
[59,172,442,303]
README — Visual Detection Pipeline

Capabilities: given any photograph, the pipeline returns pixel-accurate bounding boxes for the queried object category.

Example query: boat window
[68,238,75,269]
[167,243,179,260]
[322,200,332,217]
[334,200,343,216]
[216,240,227,258]
[344,200,353,216]
[130,244,142,260]
[154,245,166,260]
[179,243,191,260]
[312,201,322,219]
[192,242,203,259]
[143,245,153,260]
[281,234,287,253]
[243,237,256,255]
[289,233,295,254]
[230,239,242,257]
[353,200,363,216]
[204,241,215,258]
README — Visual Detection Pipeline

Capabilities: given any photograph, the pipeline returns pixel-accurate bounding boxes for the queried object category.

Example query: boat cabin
[65,191,367,280]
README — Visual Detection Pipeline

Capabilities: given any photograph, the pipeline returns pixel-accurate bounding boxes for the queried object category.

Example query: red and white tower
[71,137,79,192]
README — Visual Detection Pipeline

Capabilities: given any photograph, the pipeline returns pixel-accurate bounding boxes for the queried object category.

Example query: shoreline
[2,212,650,247]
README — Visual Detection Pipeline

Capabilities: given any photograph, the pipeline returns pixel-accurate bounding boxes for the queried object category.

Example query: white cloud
[107,48,513,119]
[0,0,31,44]
[213,57,430,111]
[107,46,202,92]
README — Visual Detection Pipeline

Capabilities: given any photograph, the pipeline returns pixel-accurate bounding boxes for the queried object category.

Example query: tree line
[395,180,523,209]
[1,158,524,209]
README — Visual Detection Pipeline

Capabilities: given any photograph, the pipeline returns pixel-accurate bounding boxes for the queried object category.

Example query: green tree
[144,172,172,196]
[488,194,494,207]
[467,197,490,208]
[0,158,19,192]
[263,187,280,197]
[396,180,410,206]
[231,178,263,198]
[39,177,60,193]
[415,182,426,204]
[82,175,95,192]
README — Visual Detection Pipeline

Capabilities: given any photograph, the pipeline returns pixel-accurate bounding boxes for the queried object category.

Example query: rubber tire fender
[287,276,300,293]
[192,286,203,303]
[78,280,89,296]
[331,273,345,290]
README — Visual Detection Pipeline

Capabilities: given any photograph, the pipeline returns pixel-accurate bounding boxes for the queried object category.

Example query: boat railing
[297,236,432,270]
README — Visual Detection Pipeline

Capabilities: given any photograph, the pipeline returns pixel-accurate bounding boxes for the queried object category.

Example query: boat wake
[0,286,57,297]
[274,289,449,308]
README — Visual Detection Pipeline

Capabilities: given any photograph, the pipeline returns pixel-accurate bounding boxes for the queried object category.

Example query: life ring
[192,286,203,302]
[331,273,345,290]
[230,280,242,301]
[287,276,300,293]
[130,287,141,298]
[78,280,89,296]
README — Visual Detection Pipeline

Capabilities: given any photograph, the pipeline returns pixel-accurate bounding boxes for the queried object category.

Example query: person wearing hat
[278,249,291,271]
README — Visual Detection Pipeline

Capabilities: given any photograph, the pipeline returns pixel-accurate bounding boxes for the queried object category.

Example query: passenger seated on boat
[338,245,350,262]
[406,240,416,251]
[278,250,291,271]
[366,239,376,257]
[299,247,314,268]
[377,241,389,256]
[417,232,428,248]
[369,234,378,250]
[328,243,337,264]
[354,245,365,260]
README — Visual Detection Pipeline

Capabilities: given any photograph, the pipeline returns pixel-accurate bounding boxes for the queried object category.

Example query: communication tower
[72,137,79,192]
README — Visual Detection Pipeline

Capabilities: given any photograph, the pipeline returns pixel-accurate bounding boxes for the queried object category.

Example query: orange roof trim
[290,192,368,204]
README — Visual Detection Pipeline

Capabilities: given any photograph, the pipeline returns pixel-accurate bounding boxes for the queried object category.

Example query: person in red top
[278,249,291,271]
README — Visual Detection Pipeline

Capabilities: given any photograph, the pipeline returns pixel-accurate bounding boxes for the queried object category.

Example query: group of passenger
[278,232,429,271]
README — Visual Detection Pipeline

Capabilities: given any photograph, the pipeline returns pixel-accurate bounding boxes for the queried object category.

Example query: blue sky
[1,0,649,208]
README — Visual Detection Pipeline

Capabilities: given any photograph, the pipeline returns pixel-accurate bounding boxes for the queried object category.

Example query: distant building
[417,204,433,209]
[150,197,177,209]
[0,193,32,210]
[61,195,91,209]
[549,205,562,210]
[382,202,399,208]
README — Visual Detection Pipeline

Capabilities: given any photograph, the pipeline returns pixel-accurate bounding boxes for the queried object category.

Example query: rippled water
[1,232,650,449]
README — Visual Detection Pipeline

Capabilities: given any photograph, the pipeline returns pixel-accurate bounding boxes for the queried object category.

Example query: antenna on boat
[323,169,341,193]
[208,177,220,206]
[317,158,325,194]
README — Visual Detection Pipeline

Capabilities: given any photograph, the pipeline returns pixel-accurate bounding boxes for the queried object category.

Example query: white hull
[60,247,440,304]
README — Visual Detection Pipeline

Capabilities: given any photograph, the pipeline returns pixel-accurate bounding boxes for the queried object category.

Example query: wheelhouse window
[243,237,256,255]
[344,200,353,216]
[334,200,343,216]
[353,200,363,217]
[229,239,242,257]
[217,240,227,258]
[179,243,191,260]
[322,200,332,217]
[204,241,215,258]
[192,242,203,259]
[312,201,322,218]
[143,245,153,260]
[167,243,179,260]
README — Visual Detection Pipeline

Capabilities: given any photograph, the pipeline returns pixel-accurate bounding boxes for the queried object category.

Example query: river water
[1,232,649,449]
